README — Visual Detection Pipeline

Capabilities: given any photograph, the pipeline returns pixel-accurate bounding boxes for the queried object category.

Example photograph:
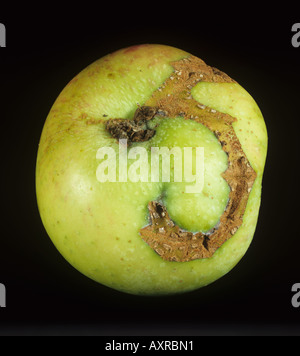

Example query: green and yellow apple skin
[36,44,267,295]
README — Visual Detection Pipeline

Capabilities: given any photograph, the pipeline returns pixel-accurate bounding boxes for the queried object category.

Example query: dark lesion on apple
[105,55,257,262]
[105,105,164,143]
[141,201,213,261]
[140,152,256,262]
[140,55,257,262]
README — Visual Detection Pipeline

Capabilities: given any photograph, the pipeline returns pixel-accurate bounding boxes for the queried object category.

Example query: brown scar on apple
[105,55,257,262]
[105,105,160,143]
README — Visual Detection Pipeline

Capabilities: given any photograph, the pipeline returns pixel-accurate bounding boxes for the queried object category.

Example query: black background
[0,3,299,336]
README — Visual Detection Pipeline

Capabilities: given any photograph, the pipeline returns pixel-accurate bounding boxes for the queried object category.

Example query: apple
[36,44,267,295]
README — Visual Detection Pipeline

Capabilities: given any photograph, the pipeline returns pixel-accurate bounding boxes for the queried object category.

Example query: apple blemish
[105,56,257,262]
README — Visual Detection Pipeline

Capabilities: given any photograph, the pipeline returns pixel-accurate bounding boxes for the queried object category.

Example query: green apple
[36,44,267,295]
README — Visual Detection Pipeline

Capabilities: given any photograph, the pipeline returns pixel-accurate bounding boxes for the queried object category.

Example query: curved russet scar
[105,55,257,262]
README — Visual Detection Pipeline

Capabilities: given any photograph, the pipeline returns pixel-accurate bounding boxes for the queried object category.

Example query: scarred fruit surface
[36,44,267,295]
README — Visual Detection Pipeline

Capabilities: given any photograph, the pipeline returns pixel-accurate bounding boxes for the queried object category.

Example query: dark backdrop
[0,3,299,335]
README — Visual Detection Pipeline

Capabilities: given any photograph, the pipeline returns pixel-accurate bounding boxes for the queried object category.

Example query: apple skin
[36,44,267,295]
